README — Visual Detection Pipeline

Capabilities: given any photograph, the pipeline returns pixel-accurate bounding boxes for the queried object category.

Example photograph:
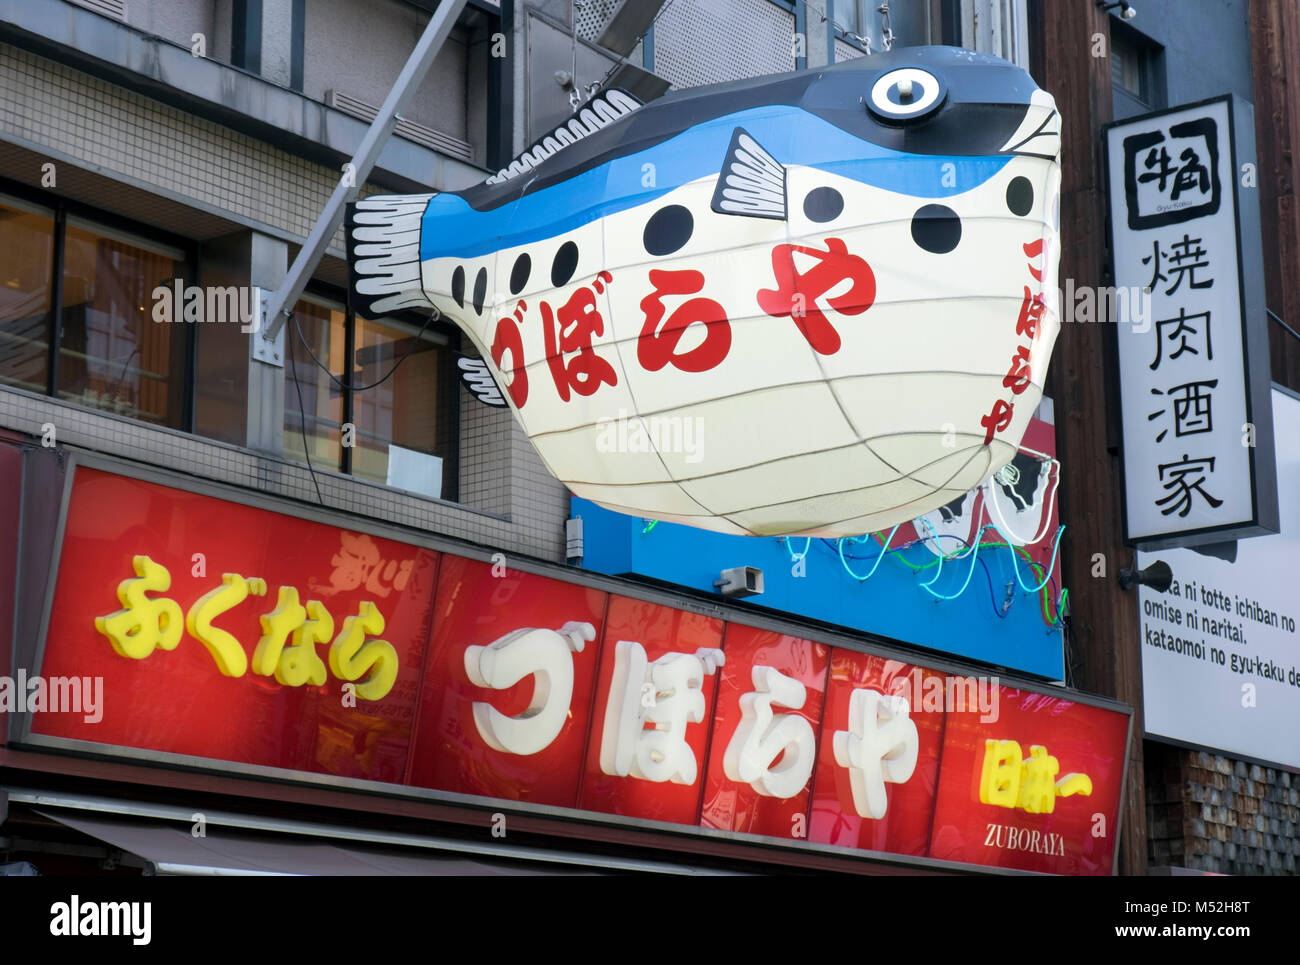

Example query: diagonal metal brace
[260,0,469,344]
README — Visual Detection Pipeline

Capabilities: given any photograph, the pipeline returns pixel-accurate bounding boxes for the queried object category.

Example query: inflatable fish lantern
[346,46,1062,538]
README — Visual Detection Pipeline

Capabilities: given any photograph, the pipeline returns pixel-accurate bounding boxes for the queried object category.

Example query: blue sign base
[570,497,1066,680]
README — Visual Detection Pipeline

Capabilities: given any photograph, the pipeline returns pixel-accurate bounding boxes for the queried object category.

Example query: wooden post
[1250,0,1300,389]
[1032,0,1149,875]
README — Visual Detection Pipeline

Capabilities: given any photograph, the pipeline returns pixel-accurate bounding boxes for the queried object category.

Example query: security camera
[715,566,764,599]
[1098,1,1137,20]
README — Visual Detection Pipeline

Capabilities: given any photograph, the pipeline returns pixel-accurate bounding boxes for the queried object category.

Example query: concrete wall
[300,0,470,142]
[122,0,216,51]
[1110,0,1254,121]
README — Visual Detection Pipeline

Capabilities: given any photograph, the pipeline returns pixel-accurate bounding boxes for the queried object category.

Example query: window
[0,191,190,429]
[1110,22,1163,111]
[60,219,187,425]
[832,0,865,36]
[0,199,55,395]
[284,294,459,502]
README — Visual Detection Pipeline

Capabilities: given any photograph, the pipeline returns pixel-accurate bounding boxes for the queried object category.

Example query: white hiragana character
[833,688,919,819]
[723,665,816,799]
[464,621,594,755]
[600,640,724,784]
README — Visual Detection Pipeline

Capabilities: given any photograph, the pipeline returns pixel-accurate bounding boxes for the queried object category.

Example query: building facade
[0,0,1295,875]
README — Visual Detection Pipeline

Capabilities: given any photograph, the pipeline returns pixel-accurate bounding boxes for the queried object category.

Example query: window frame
[1109,19,1166,112]
[291,282,463,501]
[0,177,465,504]
[0,176,199,431]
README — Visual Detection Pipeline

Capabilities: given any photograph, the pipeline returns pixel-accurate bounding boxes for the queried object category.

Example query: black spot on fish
[997,452,1043,510]
[803,187,843,223]
[509,253,531,295]
[938,493,968,523]
[473,267,487,314]
[643,205,694,256]
[911,204,961,254]
[551,241,579,286]
[1006,176,1034,216]
[451,265,466,308]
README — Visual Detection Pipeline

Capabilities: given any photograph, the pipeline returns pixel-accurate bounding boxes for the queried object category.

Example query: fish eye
[867,67,945,122]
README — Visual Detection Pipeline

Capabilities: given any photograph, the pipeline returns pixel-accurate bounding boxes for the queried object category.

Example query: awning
[33,808,562,876]
[7,789,728,876]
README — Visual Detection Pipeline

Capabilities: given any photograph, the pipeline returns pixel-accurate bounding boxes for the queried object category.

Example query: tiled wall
[0,385,567,562]
[458,392,513,518]
[0,42,352,252]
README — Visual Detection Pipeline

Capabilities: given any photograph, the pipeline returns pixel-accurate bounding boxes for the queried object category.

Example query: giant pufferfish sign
[346,46,1062,538]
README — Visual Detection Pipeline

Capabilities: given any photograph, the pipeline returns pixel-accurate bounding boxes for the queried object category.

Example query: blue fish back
[420,105,1011,262]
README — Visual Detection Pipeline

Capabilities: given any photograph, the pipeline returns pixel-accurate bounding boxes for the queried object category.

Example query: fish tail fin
[346,194,434,319]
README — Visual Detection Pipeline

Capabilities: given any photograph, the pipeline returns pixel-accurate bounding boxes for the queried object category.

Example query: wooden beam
[1250,0,1300,390]
[1032,0,1149,875]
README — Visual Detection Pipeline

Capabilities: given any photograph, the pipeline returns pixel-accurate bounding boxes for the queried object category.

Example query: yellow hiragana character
[185,574,265,677]
[94,555,183,659]
[328,601,398,701]
[280,601,332,688]
[252,587,330,688]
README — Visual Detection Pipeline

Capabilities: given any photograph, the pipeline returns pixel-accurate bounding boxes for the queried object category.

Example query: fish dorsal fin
[485,89,642,186]
[711,127,788,220]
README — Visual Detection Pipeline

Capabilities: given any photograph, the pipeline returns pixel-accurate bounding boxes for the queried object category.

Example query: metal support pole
[260,0,469,344]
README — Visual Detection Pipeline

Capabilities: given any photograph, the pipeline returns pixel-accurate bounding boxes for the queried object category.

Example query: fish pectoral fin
[710,127,788,221]
[456,356,509,408]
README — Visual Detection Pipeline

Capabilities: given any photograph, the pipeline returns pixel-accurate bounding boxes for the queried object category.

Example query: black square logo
[1123,117,1221,230]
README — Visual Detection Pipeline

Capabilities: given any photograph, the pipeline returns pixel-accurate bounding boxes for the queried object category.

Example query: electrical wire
[286,315,325,506]
[292,306,442,394]
[797,526,1060,622]
[837,525,899,581]
[1268,307,1300,343]
[784,536,811,563]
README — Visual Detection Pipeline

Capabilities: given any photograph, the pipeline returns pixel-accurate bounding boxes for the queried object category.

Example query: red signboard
[408,555,607,806]
[700,626,829,840]
[24,462,1130,874]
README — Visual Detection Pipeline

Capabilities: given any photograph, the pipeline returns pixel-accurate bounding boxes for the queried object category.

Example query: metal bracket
[251,289,284,367]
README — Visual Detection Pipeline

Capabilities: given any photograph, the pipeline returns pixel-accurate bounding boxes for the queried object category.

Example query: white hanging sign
[1104,96,1277,548]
